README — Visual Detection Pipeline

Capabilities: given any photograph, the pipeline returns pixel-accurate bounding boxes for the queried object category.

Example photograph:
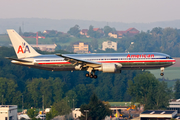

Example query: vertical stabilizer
[7,29,40,59]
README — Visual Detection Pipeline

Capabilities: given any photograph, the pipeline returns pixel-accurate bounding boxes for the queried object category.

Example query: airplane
[6,29,176,79]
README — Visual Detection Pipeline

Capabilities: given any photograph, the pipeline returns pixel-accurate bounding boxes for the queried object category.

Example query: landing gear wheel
[85,73,89,77]
[160,73,164,76]
[93,75,97,79]
[160,67,164,76]
[90,74,94,78]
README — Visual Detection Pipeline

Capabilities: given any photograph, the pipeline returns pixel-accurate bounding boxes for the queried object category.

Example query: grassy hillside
[0,34,110,49]
[109,102,140,107]
[149,67,180,87]
[149,67,180,80]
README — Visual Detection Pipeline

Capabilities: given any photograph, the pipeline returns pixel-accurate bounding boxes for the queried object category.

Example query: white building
[73,42,89,53]
[72,108,82,119]
[18,114,30,120]
[30,44,57,52]
[140,110,178,120]
[102,41,117,51]
[168,99,180,113]
[0,105,17,120]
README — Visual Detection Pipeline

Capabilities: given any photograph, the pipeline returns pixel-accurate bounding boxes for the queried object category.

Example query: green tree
[104,26,113,37]
[174,80,180,99]
[27,108,38,119]
[161,27,179,56]
[87,25,95,38]
[53,99,71,115]
[65,90,77,108]
[90,39,99,51]
[105,48,116,53]
[46,112,53,120]
[79,93,111,120]
[0,77,22,105]
[151,27,163,35]
[26,77,66,108]
[87,25,103,38]
[95,74,113,100]
[52,78,66,103]
[57,34,70,43]
[128,72,171,110]
[67,25,81,37]
[131,32,153,52]
[26,78,42,107]
[153,81,172,109]
[46,106,58,120]
[74,84,95,107]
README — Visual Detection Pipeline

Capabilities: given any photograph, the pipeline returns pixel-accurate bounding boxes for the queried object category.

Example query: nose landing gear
[160,67,164,76]
[160,73,164,76]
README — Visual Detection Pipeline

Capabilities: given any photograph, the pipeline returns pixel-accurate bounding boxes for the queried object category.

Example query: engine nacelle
[101,63,117,73]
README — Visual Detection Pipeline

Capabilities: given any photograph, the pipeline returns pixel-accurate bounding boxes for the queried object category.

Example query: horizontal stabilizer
[5,57,32,63]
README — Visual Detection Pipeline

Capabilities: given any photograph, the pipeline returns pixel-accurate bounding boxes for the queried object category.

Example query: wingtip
[5,57,10,59]
[7,29,15,33]
[7,29,14,31]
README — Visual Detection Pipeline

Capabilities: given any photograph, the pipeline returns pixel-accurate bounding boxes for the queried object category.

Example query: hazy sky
[1,0,180,23]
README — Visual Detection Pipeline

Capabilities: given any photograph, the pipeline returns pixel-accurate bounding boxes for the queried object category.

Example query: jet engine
[100,63,122,73]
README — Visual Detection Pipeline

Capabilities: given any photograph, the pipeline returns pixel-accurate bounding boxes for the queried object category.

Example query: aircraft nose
[172,59,176,64]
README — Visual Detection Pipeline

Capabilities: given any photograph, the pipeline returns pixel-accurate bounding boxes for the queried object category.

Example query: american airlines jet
[6,29,176,79]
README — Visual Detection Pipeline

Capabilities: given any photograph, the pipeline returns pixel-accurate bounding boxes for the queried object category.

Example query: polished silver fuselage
[12,52,176,71]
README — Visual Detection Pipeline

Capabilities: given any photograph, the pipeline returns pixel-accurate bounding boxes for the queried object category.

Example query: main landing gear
[160,67,164,76]
[85,73,97,79]
[85,68,97,79]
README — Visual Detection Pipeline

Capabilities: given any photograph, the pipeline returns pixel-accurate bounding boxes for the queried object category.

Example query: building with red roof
[93,28,104,33]
[80,29,90,38]
[109,28,139,38]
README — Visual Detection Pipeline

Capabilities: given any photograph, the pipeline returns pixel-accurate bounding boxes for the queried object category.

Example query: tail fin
[7,29,40,59]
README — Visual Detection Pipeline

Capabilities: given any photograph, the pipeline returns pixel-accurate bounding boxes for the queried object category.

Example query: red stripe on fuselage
[37,59,175,65]
[38,62,71,65]
[100,59,176,63]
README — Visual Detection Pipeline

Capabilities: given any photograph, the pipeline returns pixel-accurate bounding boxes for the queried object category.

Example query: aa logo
[17,42,30,53]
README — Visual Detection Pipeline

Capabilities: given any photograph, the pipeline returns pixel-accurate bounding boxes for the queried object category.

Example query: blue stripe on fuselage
[29,52,173,62]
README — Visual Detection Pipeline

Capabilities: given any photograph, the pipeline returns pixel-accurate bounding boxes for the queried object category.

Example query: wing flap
[56,54,102,67]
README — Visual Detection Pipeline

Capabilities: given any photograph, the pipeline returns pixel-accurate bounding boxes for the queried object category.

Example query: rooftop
[0,105,17,108]
[0,105,17,110]
[141,110,176,114]
[140,110,178,118]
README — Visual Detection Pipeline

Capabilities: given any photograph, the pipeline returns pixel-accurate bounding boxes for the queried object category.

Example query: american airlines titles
[127,54,154,58]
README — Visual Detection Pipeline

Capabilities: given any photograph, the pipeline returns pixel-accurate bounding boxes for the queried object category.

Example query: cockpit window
[166,56,170,59]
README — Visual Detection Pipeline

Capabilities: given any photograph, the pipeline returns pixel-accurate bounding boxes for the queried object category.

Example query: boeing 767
[6,29,176,78]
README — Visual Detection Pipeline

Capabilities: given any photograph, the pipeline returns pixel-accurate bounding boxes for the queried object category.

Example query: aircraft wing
[56,54,102,68]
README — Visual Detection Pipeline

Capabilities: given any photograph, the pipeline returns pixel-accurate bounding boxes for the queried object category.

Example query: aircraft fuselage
[12,52,175,71]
